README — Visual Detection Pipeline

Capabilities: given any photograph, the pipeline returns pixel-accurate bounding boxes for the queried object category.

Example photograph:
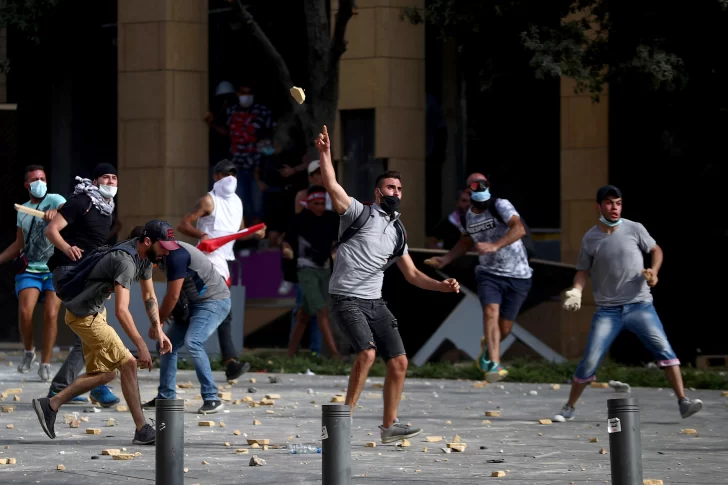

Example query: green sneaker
[486,362,508,383]
[476,336,490,372]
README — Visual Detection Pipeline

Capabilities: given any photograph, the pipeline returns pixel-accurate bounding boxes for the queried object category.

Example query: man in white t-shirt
[177,159,264,381]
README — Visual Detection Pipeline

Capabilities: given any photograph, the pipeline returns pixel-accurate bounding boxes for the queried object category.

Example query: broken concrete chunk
[643,480,663,485]
[365,442,377,447]
[199,421,216,427]
[265,410,275,415]
[452,434,462,443]
[63,414,76,424]
[249,455,266,466]
[236,448,249,454]
[589,437,599,443]
[422,447,428,452]
[259,398,275,406]
[177,382,194,389]
[86,429,101,435]
[247,439,270,445]
[101,449,121,456]
[201,460,209,465]
[447,443,466,452]
[482,420,492,425]
[57,464,65,471]
[218,391,232,401]
[112,454,136,460]
[473,381,488,389]
[233,430,241,436]
[331,395,345,403]
[290,86,306,104]
[1,406,14,413]
[4,388,22,395]
[251,443,260,449]
[680,428,698,435]
[397,439,411,448]
[720,391,728,397]
[253,420,262,425]
[538,419,553,425]
[551,384,561,390]
[599,448,608,454]
[105,419,117,427]
[249,378,256,384]
[426,436,443,443]
[590,382,609,389]
[69,419,80,428]
[115,405,128,412]
[371,383,384,389]
[265,394,281,400]
[491,470,506,477]
[5,424,13,429]
[485,411,501,417]
[80,417,89,422]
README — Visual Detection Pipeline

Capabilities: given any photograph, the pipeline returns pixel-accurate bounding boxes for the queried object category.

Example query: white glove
[563,288,582,312]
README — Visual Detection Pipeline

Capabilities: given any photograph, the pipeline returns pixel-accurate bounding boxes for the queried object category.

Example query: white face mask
[98,184,118,199]
[29,180,48,199]
[213,175,237,197]
[239,95,254,108]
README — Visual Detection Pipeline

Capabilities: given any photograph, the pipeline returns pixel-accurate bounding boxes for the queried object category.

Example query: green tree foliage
[0,0,61,73]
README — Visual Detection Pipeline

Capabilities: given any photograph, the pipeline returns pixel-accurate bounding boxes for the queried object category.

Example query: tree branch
[330,0,355,66]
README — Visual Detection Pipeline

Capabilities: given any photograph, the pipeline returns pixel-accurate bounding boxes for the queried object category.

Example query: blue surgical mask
[29,180,47,199]
[599,214,623,227]
[261,146,275,156]
[470,188,491,202]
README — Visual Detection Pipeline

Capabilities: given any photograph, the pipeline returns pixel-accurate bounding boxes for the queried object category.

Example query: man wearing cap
[143,221,235,414]
[294,160,333,214]
[43,162,122,406]
[428,177,532,383]
[177,159,263,381]
[553,185,703,422]
[32,220,175,445]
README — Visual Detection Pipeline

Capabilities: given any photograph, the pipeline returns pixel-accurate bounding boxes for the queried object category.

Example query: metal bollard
[156,399,185,485]
[321,404,351,485]
[607,397,643,485]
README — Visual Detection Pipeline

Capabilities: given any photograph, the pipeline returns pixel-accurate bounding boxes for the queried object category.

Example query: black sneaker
[132,423,156,445]
[198,400,224,414]
[225,360,251,381]
[142,397,157,409]
[32,397,57,439]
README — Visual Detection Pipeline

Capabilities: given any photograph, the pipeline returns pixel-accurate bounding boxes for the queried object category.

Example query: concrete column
[334,0,426,246]
[117,0,209,235]
[559,77,609,357]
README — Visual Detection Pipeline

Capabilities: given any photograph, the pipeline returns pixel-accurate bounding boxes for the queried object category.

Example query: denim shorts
[476,270,532,321]
[330,295,405,361]
[573,301,680,383]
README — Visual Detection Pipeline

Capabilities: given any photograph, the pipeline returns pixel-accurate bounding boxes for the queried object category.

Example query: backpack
[460,198,536,260]
[334,204,407,261]
[55,243,137,302]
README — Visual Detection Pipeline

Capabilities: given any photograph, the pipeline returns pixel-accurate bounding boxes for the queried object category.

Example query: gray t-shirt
[329,198,408,299]
[464,199,532,279]
[65,239,153,317]
[163,241,230,303]
[576,219,656,306]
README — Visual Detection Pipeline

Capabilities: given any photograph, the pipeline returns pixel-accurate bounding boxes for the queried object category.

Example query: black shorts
[330,295,406,361]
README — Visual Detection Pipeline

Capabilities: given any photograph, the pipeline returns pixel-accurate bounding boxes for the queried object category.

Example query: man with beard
[427,177,532,383]
[32,220,175,445]
[553,185,703,422]
[315,125,460,444]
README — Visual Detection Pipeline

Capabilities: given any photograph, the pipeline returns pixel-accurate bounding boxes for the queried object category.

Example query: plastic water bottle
[289,444,322,454]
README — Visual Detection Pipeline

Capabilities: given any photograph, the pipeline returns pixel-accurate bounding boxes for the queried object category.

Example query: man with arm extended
[553,185,702,422]
[176,159,264,381]
[315,125,460,443]
[32,221,174,444]
[427,177,532,382]
[43,163,122,406]
[0,165,65,381]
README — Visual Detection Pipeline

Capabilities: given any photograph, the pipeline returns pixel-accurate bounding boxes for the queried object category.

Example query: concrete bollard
[322,404,351,485]
[607,397,643,485]
[155,399,185,485]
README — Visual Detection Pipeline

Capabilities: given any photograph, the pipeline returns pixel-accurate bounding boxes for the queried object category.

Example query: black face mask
[378,193,401,214]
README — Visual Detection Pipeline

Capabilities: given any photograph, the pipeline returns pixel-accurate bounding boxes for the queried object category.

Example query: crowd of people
[0,103,702,447]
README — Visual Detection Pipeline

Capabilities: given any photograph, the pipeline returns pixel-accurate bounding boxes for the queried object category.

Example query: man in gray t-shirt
[315,125,460,445]
[32,222,176,446]
[553,185,702,423]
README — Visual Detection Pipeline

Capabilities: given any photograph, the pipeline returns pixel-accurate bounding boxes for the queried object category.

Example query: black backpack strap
[390,219,407,260]
[334,204,373,249]
[489,198,506,225]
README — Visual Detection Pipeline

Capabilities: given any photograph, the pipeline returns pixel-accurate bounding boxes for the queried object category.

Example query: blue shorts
[476,270,532,321]
[15,271,55,298]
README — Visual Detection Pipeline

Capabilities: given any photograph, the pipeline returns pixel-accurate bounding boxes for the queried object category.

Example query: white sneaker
[18,350,36,373]
[552,404,575,422]
[278,280,294,295]
[38,363,52,382]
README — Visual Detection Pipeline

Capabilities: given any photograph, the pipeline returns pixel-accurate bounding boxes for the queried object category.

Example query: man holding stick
[315,125,460,443]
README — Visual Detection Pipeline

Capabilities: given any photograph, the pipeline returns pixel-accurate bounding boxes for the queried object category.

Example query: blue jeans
[236,169,263,220]
[158,298,232,401]
[573,301,680,382]
[290,284,322,353]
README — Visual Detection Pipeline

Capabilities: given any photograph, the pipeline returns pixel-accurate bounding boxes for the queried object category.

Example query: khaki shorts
[65,308,133,374]
[297,267,330,315]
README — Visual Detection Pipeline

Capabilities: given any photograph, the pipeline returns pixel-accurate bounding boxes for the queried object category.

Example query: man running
[44,163,121,406]
[0,165,65,381]
[177,159,261,381]
[428,177,532,382]
[554,185,702,422]
[143,222,237,414]
[315,125,460,443]
[32,220,174,444]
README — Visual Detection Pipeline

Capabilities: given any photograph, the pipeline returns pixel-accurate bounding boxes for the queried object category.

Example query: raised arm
[177,194,214,240]
[315,125,351,215]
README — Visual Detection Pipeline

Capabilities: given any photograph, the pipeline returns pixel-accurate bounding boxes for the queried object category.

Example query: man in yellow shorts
[32,220,175,445]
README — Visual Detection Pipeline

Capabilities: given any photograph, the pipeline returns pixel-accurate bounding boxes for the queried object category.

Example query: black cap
[141,220,180,250]
[93,163,117,180]
[212,159,237,176]
[596,185,622,203]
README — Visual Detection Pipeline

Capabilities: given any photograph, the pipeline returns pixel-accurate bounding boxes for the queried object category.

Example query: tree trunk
[231,0,353,159]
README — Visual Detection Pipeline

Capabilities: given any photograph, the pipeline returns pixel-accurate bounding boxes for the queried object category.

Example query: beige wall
[117,0,209,238]
[333,0,427,246]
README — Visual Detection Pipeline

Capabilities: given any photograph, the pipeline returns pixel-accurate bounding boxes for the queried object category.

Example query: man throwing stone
[32,220,175,444]
[553,185,702,422]
[315,125,460,443]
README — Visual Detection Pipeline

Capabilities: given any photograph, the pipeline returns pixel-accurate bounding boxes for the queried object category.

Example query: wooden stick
[14,204,44,219]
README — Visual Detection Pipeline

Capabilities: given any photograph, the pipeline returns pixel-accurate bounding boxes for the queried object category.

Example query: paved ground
[0,359,725,484]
